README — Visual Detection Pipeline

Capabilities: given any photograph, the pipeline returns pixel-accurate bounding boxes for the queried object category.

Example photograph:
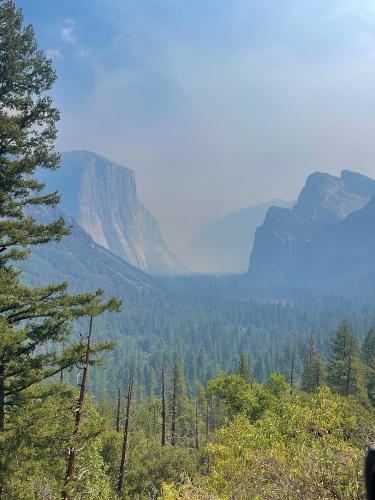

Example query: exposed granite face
[39,150,182,275]
[293,171,372,227]
[248,170,375,286]
[248,206,313,285]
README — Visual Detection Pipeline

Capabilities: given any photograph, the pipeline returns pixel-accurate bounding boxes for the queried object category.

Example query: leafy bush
[164,387,375,499]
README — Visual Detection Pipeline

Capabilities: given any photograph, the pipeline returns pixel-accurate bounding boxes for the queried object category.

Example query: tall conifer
[0,0,120,434]
[328,322,366,400]
[362,329,375,404]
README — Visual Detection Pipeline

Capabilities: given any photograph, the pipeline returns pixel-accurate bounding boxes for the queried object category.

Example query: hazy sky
[18,0,375,251]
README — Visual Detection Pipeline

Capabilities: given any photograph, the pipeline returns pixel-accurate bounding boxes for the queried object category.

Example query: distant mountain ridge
[183,199,292,273]
[248,170,375,285]
[38,150,182,275]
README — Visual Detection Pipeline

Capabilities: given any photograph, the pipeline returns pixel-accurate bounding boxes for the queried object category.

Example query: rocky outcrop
[39,150,182,274]
[248,170,375,285]
[293,171,373,227]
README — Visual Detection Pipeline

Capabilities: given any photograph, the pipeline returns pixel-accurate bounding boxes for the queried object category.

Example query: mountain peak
[293,169,372,227]
[248,168,375,285]
[62,150,135,175]
[39,150,182,274]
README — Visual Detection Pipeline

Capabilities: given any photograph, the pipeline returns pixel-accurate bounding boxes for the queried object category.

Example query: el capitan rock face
[248,170,375,286]
[39,150,182,275]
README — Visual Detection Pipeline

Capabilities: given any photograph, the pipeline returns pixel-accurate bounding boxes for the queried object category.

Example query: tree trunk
[346,346,353,396]
[316,360,321,388]
[0,363,4,498]
[195,399,199,449]
[161,356,166,447]
[152,405,156,436]
[205,396,209,444]
[170,364,177,446]
[117,372,134,497]
[0,364,4,433]
[210,394,216,432]
[116,387,121,433]
[60,342,65,383]
[290,349,295,396]
[63,316,93,500]
[308,337,313,392]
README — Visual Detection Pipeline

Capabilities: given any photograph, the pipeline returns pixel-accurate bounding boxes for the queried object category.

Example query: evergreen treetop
[0,0,66,266]
[328,321,366,399]
[0,0,121,436]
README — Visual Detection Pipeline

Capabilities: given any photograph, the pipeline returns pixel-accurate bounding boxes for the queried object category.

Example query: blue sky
[17,0,375,250]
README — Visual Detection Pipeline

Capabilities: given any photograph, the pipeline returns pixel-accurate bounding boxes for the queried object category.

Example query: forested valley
[4,321,375,498]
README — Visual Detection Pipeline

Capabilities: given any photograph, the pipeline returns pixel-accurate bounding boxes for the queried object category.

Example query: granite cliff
[248,170,375,285]
[39,151,182,274]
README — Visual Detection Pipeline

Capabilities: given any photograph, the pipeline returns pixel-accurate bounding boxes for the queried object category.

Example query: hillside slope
[22,207,157,300]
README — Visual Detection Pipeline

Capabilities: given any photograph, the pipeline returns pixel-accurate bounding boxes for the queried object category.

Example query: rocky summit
[248,170,375,286]
[39,150,183,275]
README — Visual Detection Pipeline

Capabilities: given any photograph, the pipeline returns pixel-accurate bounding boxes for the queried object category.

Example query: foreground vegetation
[2,354,375,499]
[3,319,375,498]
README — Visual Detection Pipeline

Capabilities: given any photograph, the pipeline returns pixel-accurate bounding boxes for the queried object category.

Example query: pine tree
[169,360,189,446]
[0,276,120,433]
[161,355,166,447]
[236,352,252,383]
[0,0,66,263]
[362,329,375,404]
[170,363,177,447]
[0,0,121,435]
[328,322,366,399]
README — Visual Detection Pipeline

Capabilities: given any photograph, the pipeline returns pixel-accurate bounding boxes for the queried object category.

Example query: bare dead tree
[307,336,314,392]
[116,387,121,433]
[152,404,156,435]
[0,364,4,497]
[290,348,296,397]
[63,316,93,500]
[170,362,177,447]
[195,399,199,449]
[205,395,209,445]
[0,364,4,434]
[316,359,321,388]
[161,355,166,447]
[210,394,216,432]
[117,372,134,497]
